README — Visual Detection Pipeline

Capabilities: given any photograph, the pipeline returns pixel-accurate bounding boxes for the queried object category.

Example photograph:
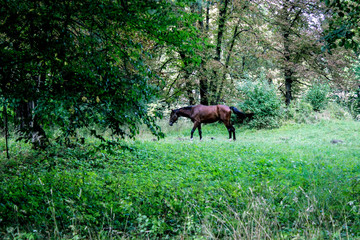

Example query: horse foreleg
[227,128,232,139]
[191,122,200,140]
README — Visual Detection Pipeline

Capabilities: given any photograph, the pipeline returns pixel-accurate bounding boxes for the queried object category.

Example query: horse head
[169,110,179,126]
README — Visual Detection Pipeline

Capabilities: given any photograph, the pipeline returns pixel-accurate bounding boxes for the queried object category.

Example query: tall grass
[1,119,360,239]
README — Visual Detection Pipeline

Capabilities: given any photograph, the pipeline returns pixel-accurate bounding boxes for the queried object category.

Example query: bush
[286,100,316,124]
[286,99,352,124]
[237,74,283,129]
[326,101,353,120]
[305,81,330,111]
[347,88,360,119]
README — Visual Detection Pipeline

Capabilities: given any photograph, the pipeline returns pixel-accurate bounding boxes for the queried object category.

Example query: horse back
[191,104,230,123]
[216,105,231,115]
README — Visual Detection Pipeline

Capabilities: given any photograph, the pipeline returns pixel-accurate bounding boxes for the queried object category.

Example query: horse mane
[181,106,193,110]
[173,106,193,113]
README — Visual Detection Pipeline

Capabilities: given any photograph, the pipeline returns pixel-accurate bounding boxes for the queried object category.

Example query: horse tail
[230,106,254,121]
[230,106,246,118]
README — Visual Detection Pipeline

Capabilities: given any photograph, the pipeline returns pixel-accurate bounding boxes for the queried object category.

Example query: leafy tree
[256,0,326,105]
[158,0,356,108]
[159,0,259,106]
[237,73,282,129]
[1,0,197,148]
[252,0,357,106]
[203,0,257,105]
[322,0,360,52]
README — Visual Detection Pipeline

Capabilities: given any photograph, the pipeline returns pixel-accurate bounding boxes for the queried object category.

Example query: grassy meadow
[1,119,360,239]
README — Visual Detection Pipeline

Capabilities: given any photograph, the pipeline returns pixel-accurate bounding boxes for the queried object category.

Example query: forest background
[1,0,360,146]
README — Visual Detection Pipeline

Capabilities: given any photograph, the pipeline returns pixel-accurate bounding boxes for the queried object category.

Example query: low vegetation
[1,117,360,239]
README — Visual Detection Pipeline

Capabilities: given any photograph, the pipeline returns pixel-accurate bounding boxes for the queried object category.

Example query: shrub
[347,88,360,119]
[286,98,352,124]
[237,74,283,129]
[305,81,330,111]
[286,100,316,124]
[326,101,353,120]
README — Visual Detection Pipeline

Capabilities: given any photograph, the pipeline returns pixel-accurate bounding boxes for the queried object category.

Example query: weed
[1,120,360,239]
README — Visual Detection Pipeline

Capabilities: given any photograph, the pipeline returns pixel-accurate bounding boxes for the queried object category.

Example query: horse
[169,104,252,140]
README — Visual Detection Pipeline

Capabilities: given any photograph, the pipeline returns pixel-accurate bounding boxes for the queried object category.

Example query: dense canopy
[1,0,359,147]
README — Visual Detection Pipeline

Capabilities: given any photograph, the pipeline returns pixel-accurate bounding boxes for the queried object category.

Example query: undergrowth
[1,120,360,239]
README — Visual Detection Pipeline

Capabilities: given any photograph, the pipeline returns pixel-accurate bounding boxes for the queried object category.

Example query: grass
[1,119,360,239]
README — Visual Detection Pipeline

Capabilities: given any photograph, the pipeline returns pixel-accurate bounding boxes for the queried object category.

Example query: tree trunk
[186,83,195,106]
[200,72,209,105]
[281,0,302,106]
[216,18,243,103]
[210,0,229,105]
[3,101,9,159]
[209,0,229,105]
[199,1,211,105]
[16,100,48,149]
[16,71,48,149]
[284,68,293,105]
[282,0,292,105]
[179,52,195,105]
[283,28,294,105]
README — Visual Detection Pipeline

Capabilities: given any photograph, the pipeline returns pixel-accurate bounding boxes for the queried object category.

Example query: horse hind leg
[190,128,195,140]
[232,126,236,141]
[226,125,236,141]
[198,124,202,140]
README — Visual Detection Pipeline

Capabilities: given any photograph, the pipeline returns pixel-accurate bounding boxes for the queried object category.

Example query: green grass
[1,120,360,239]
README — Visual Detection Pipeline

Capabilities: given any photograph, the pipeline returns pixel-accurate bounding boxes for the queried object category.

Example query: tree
[0,0,198,148]
[254,0,356,104]
[159,0,258,106]
[204,0,255,105]
[322,0,360,52]
[257,0,325,105]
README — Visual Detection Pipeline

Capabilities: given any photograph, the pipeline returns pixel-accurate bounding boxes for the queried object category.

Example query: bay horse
[169,104,252,140]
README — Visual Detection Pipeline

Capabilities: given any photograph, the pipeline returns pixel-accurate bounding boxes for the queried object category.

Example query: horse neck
[177,108,192,118]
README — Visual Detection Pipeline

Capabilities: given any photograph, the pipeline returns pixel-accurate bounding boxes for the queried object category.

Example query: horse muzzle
[169,122,173,126]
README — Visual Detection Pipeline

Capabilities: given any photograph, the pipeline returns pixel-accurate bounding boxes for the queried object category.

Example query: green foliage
[237,74,283,129]
[331,80,360,120]
[287,99,352,124]
[286,100,316,124]
[305,82,330,111]
[350,65,360,117]
[322,0,360,52]
[0,0,199,144]
[326,101,353,120]
[1,120,360,238]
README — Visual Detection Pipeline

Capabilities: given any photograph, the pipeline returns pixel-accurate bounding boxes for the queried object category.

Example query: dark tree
[0,0,197,147]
